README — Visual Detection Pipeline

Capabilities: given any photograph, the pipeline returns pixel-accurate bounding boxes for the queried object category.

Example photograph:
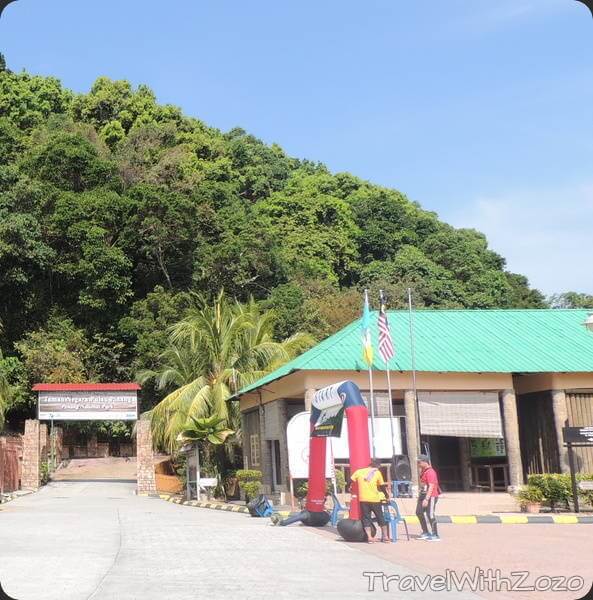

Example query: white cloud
[449,183,593,296]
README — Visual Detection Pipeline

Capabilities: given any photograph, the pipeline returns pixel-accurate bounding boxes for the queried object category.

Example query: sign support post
[563,426,593,514]
[567,441,580,514]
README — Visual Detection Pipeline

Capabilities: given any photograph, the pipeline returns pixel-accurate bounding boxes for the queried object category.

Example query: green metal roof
[238,309,593,395]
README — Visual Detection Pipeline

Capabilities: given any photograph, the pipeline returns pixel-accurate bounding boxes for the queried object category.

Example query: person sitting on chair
[351,459,390,543]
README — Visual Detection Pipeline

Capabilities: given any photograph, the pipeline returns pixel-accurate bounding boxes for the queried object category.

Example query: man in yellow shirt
[351,459,390,543]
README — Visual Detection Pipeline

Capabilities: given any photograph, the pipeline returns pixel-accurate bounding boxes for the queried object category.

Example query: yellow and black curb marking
[273,512,592,524]
[151,493,250,513]
[146,495,592,523]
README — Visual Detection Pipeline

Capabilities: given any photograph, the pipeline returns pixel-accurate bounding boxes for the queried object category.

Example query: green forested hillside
[0,65,545,420]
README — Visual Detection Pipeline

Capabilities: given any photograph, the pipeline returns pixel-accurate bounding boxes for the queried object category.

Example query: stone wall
[136,419,156,495]
[22,419,40,490]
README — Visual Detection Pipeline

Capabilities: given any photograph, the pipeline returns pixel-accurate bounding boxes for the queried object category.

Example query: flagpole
[407,287,421,454]
[368,364,377,459]
[380,290,397,460]
[364,289,377,459]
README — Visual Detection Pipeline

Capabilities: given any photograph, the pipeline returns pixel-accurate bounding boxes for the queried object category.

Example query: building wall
[239,370,593,491]
[240,371,515,411]
[514,373,593,395]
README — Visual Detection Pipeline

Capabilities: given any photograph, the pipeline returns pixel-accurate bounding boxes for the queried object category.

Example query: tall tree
[141,293,313,452]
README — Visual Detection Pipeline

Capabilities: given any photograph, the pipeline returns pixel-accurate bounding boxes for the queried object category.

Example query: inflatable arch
[279,380,372,541]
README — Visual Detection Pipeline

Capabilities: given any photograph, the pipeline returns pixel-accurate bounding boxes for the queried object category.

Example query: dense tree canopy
[0,64,561,430]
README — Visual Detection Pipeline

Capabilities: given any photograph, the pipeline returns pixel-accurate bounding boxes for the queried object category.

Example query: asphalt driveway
[0,481,479,600]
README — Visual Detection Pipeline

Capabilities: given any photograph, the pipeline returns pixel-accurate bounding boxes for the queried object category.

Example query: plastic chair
[383,498,410,542]
[329,493,345,527]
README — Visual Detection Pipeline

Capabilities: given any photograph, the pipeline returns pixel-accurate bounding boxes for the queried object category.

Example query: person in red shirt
[416,454,441,541]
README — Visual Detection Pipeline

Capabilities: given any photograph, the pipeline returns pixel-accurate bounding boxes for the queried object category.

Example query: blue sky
[1,0,592,295]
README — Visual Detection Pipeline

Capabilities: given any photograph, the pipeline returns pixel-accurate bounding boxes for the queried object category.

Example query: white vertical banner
[286,412,333,479]
[287,412,402,476]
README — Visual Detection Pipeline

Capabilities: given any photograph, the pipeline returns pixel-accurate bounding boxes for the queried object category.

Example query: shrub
[295,475,345,500]
[527,474,572,512]
[295,481,308,499]
[577,474,593,508]
[334,470,346,493]
[236,469,263,501]
[40,460,51,485]
[516,485,544,507]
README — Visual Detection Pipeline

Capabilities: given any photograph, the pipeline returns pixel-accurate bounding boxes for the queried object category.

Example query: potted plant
[236,469,263,502]
[517,485,544,514]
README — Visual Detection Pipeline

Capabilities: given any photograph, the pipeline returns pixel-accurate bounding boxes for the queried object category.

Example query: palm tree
[141,291,313,453]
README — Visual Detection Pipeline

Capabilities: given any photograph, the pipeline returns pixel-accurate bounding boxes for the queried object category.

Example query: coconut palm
[141,291,313,452]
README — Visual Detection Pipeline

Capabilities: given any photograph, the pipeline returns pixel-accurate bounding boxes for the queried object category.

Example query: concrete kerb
[145,493,250,513]
[145,493,593,523]
[0,490,34,505]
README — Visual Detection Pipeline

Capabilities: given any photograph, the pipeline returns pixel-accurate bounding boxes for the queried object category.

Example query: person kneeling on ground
[416,454,441,542]
[351,459,390,543]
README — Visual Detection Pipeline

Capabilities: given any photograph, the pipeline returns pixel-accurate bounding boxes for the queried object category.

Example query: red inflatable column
[345,405,371,520]
[305,433,327,513]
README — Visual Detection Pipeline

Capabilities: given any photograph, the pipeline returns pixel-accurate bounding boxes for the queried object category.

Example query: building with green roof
[236,309,593,497]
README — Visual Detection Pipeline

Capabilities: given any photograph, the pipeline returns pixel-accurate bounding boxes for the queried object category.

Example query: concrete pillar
[258,404,272,493]
[22,419,40,490]
[501,389,524,491]
[136,419,156,495]
[304,388,316,412]
[551,390,570,473]
[404,390,419,488]
[459,438,472,491]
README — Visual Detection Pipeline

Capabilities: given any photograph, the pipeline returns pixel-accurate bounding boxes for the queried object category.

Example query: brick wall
[136,419,156,494]
[22,419,40,490]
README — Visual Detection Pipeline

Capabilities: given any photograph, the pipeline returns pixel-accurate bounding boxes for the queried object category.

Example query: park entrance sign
[24,383,156,496]
[33,383,139,421]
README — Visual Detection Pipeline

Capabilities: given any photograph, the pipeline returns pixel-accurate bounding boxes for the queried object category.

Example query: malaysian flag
[378,290,395,363]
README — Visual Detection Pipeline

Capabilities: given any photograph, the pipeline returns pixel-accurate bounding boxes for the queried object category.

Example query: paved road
[0,481,479,600]
[316,521,593,600]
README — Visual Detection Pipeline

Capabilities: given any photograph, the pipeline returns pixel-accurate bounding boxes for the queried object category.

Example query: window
[250,434,260,467]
